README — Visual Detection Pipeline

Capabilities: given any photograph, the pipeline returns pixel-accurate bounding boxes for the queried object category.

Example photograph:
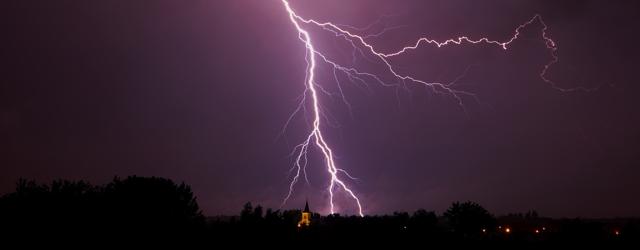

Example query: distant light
[505,228,511,233]
[535,229,540,234]
[542,227,546,231]
[615,230,620,236]
[482,228,486,233]
[403,226,407,230]
[498,226,502,229]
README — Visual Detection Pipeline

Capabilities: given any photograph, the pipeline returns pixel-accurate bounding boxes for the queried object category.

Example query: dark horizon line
[204,211,640,220]
[4,176,637,219]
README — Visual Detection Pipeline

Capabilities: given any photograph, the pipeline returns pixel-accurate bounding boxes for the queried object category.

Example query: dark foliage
[443,201,496,237]
[1,177,638,248]
[0,176,204,243]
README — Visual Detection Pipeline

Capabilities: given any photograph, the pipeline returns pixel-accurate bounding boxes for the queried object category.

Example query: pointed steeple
[298,199,311,227]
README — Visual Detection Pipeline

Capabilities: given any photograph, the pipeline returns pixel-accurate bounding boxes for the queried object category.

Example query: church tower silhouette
[297,200,311,227]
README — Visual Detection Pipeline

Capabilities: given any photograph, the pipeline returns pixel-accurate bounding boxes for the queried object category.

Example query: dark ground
[0,176,637,247]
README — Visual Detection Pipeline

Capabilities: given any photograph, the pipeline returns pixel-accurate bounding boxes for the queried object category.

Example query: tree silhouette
[444,201,496,237]
[409,209,438,233]
[241,202,253,220]
[100,176,205,234]
[0,176,204,240]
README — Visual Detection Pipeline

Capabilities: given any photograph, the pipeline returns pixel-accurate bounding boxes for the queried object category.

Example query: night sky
[2,0,639,217]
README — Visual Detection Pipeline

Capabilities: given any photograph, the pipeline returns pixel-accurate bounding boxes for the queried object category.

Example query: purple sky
[2,0,639,217]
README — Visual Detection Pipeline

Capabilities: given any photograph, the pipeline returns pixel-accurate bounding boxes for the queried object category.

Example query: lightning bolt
[279,0,585,216]
[281,0,363,216]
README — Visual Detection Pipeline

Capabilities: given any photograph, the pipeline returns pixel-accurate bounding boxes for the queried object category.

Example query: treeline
[0,176,205,242]
[0,177,638,247]
[215,201,639,247]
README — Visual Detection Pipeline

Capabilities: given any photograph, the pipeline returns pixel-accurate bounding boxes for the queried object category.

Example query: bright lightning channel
[279,0,581,216]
